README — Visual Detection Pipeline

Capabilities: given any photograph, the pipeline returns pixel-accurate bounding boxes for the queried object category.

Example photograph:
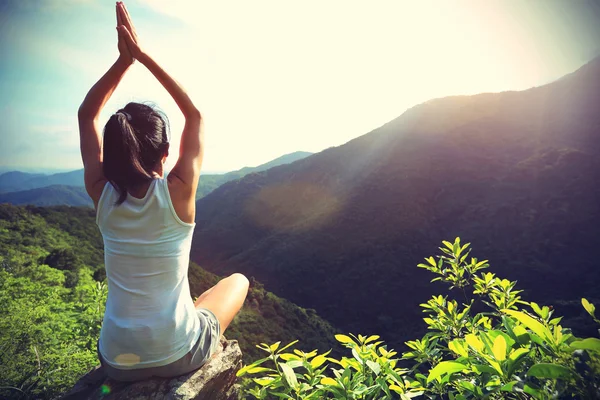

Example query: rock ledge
[61,337,242,400]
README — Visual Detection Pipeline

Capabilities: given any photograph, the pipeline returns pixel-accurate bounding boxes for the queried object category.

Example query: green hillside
[0,204,339,399]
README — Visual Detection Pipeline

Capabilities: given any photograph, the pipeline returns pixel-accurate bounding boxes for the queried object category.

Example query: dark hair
[103,102,170,205]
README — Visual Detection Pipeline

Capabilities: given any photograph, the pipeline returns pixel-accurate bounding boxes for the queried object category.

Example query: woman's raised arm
[117,2,204,191]
[78,3,134,207]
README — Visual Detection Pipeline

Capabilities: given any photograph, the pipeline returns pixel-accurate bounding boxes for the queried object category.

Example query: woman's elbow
[77,105,94,121]
[186,107,202,122]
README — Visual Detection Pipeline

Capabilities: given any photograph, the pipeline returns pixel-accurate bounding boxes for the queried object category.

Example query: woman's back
[78,2,248,381]
[96,177,200,369]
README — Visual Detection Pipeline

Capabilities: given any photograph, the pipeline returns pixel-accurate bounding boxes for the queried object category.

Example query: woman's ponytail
[103,103,168,205]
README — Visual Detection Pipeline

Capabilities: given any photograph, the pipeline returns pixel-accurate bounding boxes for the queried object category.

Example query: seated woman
[77,1,249,382]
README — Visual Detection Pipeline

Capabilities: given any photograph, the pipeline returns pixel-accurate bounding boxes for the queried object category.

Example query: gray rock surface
[61,337,242,400]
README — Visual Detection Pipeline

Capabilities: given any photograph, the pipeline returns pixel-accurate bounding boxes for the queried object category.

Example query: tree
[43,248,82,287]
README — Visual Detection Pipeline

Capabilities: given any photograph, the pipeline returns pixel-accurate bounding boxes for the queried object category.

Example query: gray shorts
[97,308,221,382]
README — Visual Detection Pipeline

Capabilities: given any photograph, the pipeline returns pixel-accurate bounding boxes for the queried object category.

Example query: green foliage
[0,204,104,278]
[44,247,83,288]
[241,239,600,399]
[0,267,106,399]
[0,204,340,398]
[238,334,424,399]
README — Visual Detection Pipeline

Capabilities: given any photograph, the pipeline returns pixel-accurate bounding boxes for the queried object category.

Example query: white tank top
[96,177,200,370]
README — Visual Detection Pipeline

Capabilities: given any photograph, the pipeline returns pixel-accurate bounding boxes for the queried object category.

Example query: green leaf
[236,357,270,376]
[472,364,496,374]
[246,366,273,374]
[523,384,541,398]
[582,298,596,317]
[279,362,298,389]
[508,348,529,362]
[488,330,515,349]
[503,309,552,343]
[287,360,303,369]
[492,335,507,361]
[277,340,299,354]
[465,334,484,353]
[364,335,380,344]
[366,360,381,375]
[527,363,572,379]
[320,377,339,387]
[400,391,425,399]
[530,302,543,317]
[426,361,467,383]
[310,354,328,369]
[253,377,276,386]
[269,341,281,352]
[389,384,404,394]
[570,338,600,353]
[448,339,469,358]
[270,393,294,399]
[549,317,563,326]
[484,357,504,376]
[459,380,475,392]
[501,381,518,392]
[279,353,300,361]
[443,240,454,250]
[335,334,355,345]
[512,325,530,344]
[352,348,361,363]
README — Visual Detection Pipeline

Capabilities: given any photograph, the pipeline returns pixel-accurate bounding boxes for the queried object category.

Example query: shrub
[239,238,600,399]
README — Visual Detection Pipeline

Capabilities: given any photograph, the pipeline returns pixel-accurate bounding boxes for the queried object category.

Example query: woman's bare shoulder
[166,174,196,224]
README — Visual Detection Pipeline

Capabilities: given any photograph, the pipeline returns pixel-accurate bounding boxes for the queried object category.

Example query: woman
[78,2,249,381]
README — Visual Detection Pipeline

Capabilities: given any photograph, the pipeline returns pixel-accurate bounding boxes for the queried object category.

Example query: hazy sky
[1,0,599,173]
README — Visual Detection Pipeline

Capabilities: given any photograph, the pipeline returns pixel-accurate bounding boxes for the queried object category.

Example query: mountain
[0,171,46,193]
[226,151,314,177]
[0,185,93,207]
[190,57,600,350]
[195,151,313,199]
[0,169,84,193]
[0,152,313,203]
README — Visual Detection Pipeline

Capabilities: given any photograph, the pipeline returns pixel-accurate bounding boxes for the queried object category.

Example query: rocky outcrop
[61,337,243,400]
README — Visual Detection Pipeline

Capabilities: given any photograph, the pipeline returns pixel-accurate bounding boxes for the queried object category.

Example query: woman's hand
[116,2,146,63]
[116,2,133,65]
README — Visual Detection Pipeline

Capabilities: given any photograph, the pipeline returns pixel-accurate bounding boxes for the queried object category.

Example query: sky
[1,0,599,173]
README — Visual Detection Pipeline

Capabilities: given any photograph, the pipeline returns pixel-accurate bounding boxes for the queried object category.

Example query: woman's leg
[193,273,249,334]
[195,286,215,304]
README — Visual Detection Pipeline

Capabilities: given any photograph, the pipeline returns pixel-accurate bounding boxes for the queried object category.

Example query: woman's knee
[229,273,249,291]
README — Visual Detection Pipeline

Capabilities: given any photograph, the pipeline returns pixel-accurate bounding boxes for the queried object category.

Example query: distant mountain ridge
[195,151,313,199]
[0,185,92,207]
[0,151,312,207]
[0,170,84,194]
[0,171,47,193]
[190,57,600,349]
